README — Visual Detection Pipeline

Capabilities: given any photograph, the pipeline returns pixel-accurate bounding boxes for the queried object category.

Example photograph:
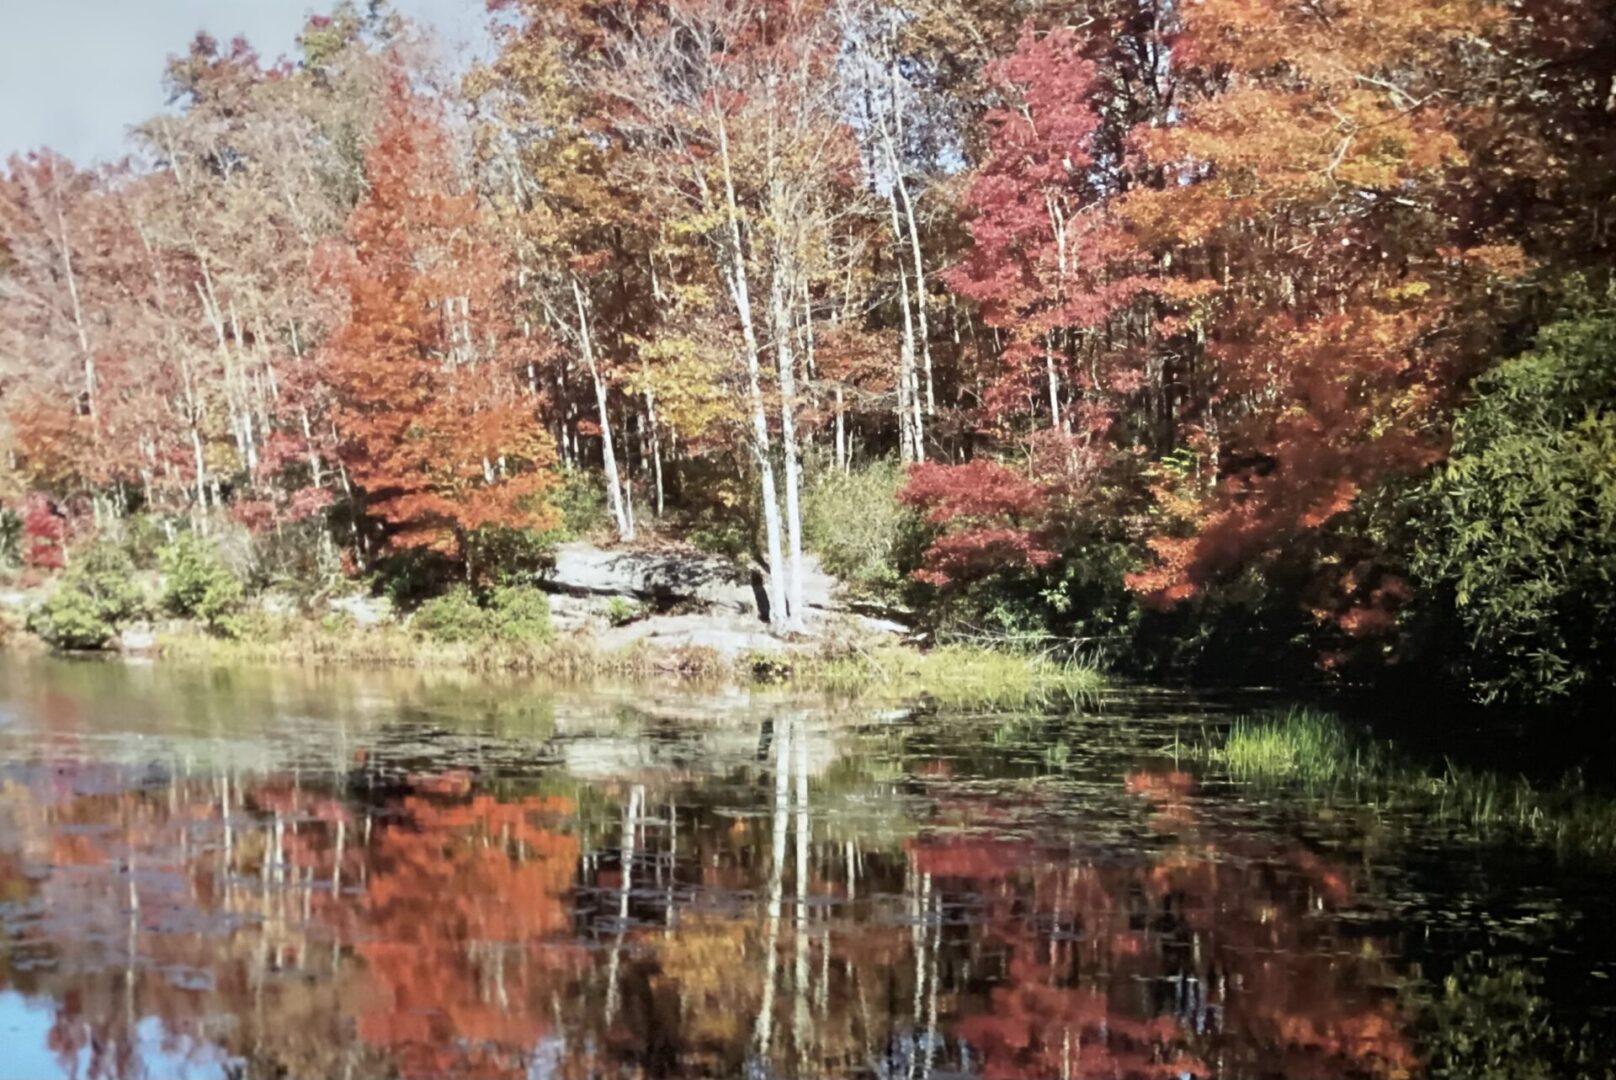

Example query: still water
[0,657,1611,1080]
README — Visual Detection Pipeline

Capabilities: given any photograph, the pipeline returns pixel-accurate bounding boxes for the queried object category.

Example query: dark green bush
[159,533,245,635]
[411,584,552,645]
[28,543,148,650]
[549,469,609,540]
[605,596,643,627]
[1416,300,1616,705]
[412,585,489,643]
[487,585,552,643]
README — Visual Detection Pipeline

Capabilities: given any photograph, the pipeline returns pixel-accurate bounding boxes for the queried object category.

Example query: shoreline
[3,614,1109,713]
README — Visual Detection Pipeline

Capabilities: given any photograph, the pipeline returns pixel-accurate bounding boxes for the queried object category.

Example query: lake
[0,656,1611,1079]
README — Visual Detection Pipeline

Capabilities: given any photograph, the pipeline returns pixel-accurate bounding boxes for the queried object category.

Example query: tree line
[2,0,1612,704]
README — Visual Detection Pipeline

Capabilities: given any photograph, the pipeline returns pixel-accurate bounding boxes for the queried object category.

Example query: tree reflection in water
[0,715,1579,1080]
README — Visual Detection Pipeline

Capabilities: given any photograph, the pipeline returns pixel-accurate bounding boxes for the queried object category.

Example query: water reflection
[0,659,1610,1079]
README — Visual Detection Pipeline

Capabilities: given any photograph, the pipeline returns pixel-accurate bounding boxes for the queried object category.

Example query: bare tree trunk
[572,275,633,542]
[894,174,934,417]
[645,390,665,517]
[1046,344,1063,432]
[716,114,788,631]
[54,204,96,425]
[834,386,847,472]
[890,193,924,463]
[881,41,935,419]
[771,252,806,629]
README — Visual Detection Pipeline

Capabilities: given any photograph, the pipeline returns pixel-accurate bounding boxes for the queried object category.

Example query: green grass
[1217,706,1386,784]
[796,642,1106,712]
[155,620,1106,709]
[1206,707,1616,861]
[157,621,730,681]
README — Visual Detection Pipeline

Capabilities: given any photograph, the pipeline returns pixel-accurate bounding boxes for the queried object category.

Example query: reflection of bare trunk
[922,876,940,1080]
[605,784,643,1024]
[793,717,812,1063]
[573,275,632,542]
[754,718,791,1060]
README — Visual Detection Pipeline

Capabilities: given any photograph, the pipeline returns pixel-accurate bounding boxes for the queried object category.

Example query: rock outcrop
[537,541,908,657]
[546,541,759,615]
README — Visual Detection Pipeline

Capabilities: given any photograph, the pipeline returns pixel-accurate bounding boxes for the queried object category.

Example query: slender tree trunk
[771,252,806,629]
[572,275,632,542]
[54,205,96,426]
[716,113,788,631]
[893,173,934,416]
[834,386,847,473]
[889,193,924,463]
[1046,343,1063,432]
[645,389,665,517]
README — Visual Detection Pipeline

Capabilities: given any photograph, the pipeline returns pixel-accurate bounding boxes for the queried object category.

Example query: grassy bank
[1204,707,1616,861]
[156,621,734,680]
[790,642,1105,712]
[153,621,1107,710]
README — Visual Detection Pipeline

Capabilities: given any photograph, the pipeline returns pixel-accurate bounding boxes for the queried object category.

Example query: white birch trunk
[771,253,806,629]
[716,114,788,631]
[572,275,633,542]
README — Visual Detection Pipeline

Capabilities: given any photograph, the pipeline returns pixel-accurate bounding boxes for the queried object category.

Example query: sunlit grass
[1206,707,1616,861]
[798,642,1105,712]
[156,621,1106,708]
[157,622,730,681]
[1218,706,1385,784]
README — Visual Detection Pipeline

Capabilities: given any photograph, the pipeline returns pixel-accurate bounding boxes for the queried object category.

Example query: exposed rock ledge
[539,541,907,656]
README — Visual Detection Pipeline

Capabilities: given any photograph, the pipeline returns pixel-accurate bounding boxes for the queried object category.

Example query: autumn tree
[319,72,558,570]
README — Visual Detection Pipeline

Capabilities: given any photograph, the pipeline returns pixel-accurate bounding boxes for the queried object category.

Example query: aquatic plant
[1207,707,1616,861]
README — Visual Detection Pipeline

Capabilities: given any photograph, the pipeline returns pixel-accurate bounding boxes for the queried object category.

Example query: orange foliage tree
[318,73,558,568]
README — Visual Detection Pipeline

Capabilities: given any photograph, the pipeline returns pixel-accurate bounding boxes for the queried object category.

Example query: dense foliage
[1416,300,1616,704]
[2,0,1611,707]
[26,544,148,649]
[159,533,246,636]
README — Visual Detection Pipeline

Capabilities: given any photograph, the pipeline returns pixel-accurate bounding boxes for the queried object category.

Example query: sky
[0,0,492,166]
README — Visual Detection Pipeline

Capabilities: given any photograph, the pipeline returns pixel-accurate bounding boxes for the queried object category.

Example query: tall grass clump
[1216,707,1381,785]
[1205,706,1616,862]
[411,584,552,645]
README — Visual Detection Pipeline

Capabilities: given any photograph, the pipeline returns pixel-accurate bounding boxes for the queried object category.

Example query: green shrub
[802,459,916,595]
[467,527,556,585]
[411,585,489,643]
[159,533,245,635]
[488,585,552,643]
[28,543,148,650]
[1416,298,1616,705]
[0,507,19,572]
[605,596,642,627]
[411,584,553,645]
[550,469,609,540]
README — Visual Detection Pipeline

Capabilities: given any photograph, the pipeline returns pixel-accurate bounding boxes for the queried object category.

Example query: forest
[1,0,1613,712]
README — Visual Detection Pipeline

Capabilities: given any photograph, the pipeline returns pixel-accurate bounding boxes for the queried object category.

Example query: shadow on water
[0,655,1611,1079]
